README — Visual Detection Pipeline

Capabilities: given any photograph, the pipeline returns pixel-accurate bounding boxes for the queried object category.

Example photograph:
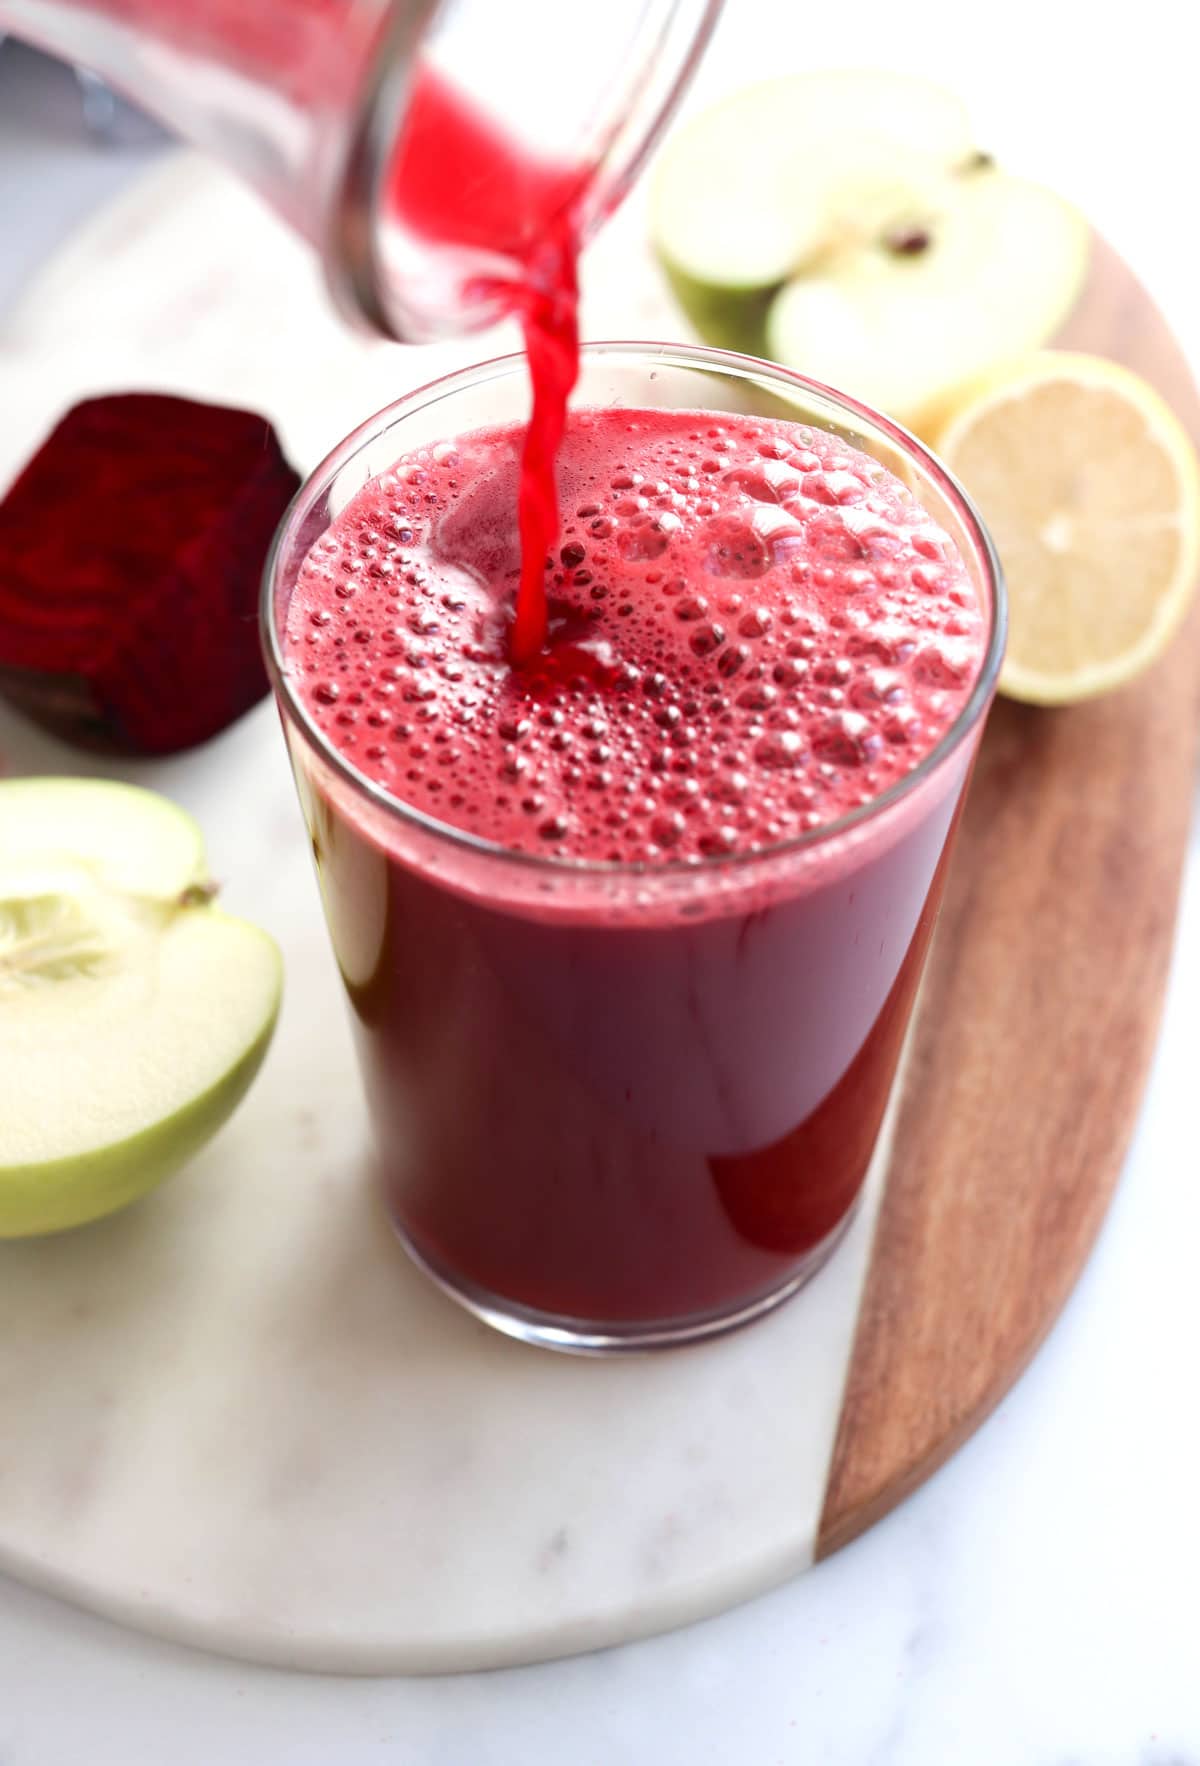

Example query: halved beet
[0,393,300,754]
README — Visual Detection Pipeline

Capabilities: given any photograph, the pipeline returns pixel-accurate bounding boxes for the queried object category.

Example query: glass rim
[261,339,1007,882]
[323,0,440,341]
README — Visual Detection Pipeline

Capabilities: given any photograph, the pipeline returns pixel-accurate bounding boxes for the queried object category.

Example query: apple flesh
[0,778,282,1236]
[651,72,1090,434]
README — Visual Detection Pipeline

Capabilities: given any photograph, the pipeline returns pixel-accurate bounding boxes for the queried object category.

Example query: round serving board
[0,156,1196,1674]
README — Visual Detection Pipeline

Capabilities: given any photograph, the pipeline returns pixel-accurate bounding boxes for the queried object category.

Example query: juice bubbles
[269,350,1002,1350]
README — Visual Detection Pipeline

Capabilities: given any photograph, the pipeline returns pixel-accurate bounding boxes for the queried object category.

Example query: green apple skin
[650,73,1090,436]
[2,779,285,1238]
[0,917,282,1239]
[658,260,776,358]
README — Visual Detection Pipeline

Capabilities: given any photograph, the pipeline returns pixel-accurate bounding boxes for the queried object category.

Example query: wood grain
[817,234,1200,1558]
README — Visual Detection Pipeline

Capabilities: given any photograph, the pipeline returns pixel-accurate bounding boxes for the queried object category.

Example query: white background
[1,3,1199,1759]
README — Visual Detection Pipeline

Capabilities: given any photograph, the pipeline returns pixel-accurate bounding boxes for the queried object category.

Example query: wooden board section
[818,235,1200,1556]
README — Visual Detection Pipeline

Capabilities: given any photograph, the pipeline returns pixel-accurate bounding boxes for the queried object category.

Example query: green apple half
[0,777,282,1237]
[651,71,1091,435]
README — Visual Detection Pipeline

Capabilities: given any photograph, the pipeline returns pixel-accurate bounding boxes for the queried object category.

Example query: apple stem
[179,881,220,908]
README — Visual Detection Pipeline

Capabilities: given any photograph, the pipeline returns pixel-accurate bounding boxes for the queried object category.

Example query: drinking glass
[263,342,1005,1352]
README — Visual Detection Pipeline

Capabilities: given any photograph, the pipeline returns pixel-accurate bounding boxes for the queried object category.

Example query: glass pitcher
[0,0,722,341]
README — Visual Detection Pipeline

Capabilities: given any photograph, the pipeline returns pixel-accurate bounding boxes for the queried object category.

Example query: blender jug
[0,0,722,340]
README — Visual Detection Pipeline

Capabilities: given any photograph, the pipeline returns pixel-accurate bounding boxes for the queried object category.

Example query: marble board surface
[0,155,886,1672]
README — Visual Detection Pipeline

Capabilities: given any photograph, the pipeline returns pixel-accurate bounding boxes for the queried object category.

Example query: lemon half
[931,350,1200,703]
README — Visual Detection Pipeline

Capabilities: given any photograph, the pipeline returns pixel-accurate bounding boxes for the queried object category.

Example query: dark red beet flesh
[0,393,300,755]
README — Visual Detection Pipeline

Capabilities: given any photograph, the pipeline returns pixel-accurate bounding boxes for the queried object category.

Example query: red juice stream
[510,238,580,664]
[284,410,987,1327]
[386,67,584,662]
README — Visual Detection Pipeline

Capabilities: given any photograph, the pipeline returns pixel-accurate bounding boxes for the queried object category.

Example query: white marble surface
[1,6,1200,1759]
[0,57,906,1675]
[0,688,893,1674]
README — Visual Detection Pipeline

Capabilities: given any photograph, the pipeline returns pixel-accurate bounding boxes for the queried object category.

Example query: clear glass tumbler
[263,342,1005,1353]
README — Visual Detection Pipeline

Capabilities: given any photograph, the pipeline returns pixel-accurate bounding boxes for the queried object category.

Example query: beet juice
[267,347,1003,1350]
